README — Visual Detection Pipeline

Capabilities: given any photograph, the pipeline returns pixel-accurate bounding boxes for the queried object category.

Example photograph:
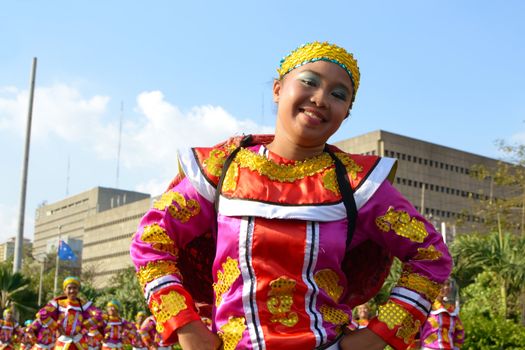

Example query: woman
[0,309,18,350]
[28,314,58,350]
[36,276,101,350]
[101,300,133,350]
[131,41,452,350]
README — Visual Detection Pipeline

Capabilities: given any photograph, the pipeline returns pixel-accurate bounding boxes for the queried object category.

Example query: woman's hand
[177,320,222,350]
[339,328,387,350]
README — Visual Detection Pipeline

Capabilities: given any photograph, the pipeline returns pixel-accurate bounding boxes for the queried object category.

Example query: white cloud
[0,84,273,198]
[0,203,33,243]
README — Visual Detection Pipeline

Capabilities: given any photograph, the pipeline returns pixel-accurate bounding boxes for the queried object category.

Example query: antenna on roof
[116,101,123,188]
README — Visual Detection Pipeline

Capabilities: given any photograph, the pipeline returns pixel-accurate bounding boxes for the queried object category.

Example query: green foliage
[461,310,525,349]
[0,263,38,321]
[94,267,148,321]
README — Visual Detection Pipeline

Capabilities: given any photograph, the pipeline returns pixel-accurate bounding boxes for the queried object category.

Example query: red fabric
[149,285,201,344]
[367,317,408,350]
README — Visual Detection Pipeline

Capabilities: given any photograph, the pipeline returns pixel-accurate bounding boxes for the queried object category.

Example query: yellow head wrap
[107,299,121,310]
[277,41,360,103]
[63,276,81,289]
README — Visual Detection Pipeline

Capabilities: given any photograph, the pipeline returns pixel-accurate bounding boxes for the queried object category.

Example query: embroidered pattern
[137,260,180,288]
[218,316,246,350]
[320,305,349,328]
[150,291,187,333]
[153,191,183,211]
[377,301,409,330]
[213,257,241,307]
[396,318,421,344]
[267,277,299,327]
[322,154,364,194]
[314,269,344,302]
[413,245,442,261]
[424,333,438,345]
[375,207,428,243]
[140,224,178,256]
[397,267,441,301]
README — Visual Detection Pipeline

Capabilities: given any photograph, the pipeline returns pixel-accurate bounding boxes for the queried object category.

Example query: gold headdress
[63,276,81,289]
[277,41,360,102]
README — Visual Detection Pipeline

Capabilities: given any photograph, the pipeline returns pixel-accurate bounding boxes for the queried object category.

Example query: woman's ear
[272,79,281,103]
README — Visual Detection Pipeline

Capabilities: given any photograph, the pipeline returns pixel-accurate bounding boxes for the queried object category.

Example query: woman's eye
[332,90,348,101]
[301,78,317,87]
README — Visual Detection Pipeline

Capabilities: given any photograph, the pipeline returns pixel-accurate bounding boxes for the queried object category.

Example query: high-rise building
[0,237,32,262]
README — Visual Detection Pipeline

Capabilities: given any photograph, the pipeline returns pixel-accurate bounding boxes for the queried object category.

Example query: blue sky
[1,1,524,242]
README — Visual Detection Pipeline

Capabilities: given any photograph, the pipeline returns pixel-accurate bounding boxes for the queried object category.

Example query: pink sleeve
[130,177,215,343]
[355,181,452,349]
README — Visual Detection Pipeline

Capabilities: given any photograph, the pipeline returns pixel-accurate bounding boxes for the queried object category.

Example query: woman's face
[107,305,118,317]
[64,283,79,300]
[273,60,354,149]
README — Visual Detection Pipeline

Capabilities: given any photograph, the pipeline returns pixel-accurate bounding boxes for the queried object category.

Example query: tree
[0,263,38,320]
[451,230,525,320]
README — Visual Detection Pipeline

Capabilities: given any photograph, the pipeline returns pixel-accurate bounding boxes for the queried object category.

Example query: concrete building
[33,187,150,285]
[0,237,32,262]
[32,130,510,287]
[335,130,510,241]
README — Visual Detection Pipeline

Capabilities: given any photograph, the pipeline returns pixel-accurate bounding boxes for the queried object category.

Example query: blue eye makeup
[297,71,320,86]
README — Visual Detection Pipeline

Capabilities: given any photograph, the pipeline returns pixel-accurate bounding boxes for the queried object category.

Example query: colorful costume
[36,297,102,350]
[0,317,18,350]
[100,314,133,350]
[138,316,172,350]
[128,320,147,350]
[29,316,58,350]
[130,134,452,350]
[419,300,464,349]
[18,321,34,350]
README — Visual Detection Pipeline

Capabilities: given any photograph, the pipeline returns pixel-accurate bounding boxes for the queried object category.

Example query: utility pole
[14,57,37,273]
[53,225,62,296]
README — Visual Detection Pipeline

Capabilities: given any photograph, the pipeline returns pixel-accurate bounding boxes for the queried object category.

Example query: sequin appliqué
[375,207,428,243]
[140,224,178,256]
[151,291,187,333]
[137,260,180,289]
[204,149,229,177]
[396,317,420,344]
[218,316,247,350]
[267,276,299,327]
[213,257,241,307]
[314,269,344,302]
[377,301,410,330]
[398,267,441,301]
[320,305,349,330]
[413,245,442,261]
[322,153,364,194]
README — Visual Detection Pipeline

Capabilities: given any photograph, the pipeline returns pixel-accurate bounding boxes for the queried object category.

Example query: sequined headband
[277,41,360,102]
[107,299,121,310]
[63,276,81,289]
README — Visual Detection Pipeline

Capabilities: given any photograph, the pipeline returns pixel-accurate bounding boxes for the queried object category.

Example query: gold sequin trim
[222,162,239,192]
[320,305,349,328]
[153,191,183,211]
[137,260,180,288]
[376,206,428,243]
[377,301,410,330]
[314,269,344,302]
[217,316,246,350]
[204,149,228,177]
[397,267,441,301]
[151,291,187,333]
[322,153,364,194]
[140,224,178,256]
[267,276,299,327]
[213,257,241,307]
[413,245,442,261]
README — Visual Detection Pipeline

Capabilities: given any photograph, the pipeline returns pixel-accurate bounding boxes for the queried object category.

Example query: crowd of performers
[0,276,175,350]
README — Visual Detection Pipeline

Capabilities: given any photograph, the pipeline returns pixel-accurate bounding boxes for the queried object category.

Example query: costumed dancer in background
[36,276,102,350]
[101,300,133,350]
[28,313,58,350]
[18,320,34,350]
[130,41,452,350]
[0,308,18,350]
[418,279,464,350]
[86,308,104,350]
[354,303,372,329]
[129,311,147,350]
[139,315,172,350]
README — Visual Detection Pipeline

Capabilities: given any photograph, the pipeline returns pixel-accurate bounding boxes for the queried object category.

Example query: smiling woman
[130,41,452,350]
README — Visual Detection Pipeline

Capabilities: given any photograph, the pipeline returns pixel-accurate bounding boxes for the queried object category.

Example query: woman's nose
[309,88,328,107]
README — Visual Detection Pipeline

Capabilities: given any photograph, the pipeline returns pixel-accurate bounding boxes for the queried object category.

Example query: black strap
[214,135,253,212]
[325,146,358,248]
